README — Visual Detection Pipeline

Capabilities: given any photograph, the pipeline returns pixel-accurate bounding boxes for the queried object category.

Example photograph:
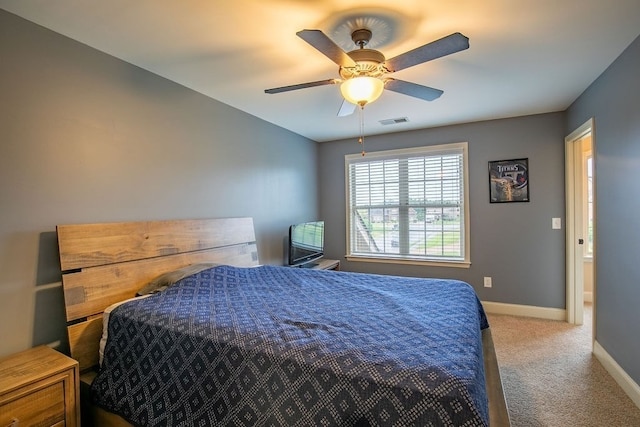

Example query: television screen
[288,221,324,267]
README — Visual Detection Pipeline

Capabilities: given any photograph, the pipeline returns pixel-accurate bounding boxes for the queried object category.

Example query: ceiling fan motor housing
[340,48,386,79]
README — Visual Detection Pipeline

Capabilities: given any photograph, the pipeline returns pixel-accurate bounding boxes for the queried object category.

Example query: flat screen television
[288,220,324,267]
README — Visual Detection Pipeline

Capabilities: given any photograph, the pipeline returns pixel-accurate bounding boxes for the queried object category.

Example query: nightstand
[313,258,340,271]
[0,346,79,427]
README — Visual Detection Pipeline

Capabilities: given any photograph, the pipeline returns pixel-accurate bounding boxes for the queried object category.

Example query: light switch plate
[552,217,562,229]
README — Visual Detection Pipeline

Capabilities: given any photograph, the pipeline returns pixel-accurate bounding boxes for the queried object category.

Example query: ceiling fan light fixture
[340,76,384,106]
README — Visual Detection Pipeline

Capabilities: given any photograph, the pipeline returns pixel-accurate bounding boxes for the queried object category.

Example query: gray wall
[0,10,318,357]
[567,35,640,384]
[319,113,566,307]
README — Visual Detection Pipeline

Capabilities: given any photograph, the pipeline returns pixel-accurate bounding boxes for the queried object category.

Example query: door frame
[565,118,595,326]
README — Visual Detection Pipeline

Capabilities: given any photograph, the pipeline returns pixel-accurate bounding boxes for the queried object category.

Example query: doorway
[565,118,595,330]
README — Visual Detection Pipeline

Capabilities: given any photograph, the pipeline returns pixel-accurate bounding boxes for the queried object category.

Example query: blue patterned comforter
[93,265,489,426]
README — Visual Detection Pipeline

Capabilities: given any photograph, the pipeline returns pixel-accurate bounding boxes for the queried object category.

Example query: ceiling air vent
[379,117,409,126]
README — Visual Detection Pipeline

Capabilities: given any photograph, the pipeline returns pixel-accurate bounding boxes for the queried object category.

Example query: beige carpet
[487,304,640,427]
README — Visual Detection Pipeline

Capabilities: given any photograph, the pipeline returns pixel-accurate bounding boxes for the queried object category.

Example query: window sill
[345,255,471,269]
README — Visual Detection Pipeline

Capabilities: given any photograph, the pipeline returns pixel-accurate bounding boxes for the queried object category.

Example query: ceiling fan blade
[337,99,357,117]
[265,79,338,94]
[297,29,357,68]
[384,79,443,101]
[385,32,469,72]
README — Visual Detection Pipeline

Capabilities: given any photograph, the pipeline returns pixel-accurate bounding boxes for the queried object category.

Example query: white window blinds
[345,143,470,265]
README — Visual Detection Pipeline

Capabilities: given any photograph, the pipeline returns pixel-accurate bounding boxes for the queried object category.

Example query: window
[345,143,470,266]
[584,152,594,256]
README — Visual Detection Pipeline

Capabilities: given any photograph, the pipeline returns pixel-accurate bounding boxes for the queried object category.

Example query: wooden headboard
[57,217,259,371]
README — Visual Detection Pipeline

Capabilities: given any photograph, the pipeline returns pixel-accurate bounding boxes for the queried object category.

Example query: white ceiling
[2,0,640,142]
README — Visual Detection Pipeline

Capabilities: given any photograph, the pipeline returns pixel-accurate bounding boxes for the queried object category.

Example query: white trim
[344,142,467,163]
[593,341,640,410]
[344,255,471,268]
[482,301,566,321]
[565,120,594,146]
[565,131,578,323]
[565,118,594,325]
[344,142,470,265]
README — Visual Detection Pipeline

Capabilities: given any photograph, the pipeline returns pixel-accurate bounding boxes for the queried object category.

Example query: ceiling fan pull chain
[359,104,366,156]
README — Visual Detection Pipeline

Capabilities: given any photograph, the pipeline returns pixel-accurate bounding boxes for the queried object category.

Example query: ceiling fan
[265,28,469,116]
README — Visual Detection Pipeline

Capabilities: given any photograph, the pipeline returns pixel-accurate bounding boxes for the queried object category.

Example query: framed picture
[488,158,530,203]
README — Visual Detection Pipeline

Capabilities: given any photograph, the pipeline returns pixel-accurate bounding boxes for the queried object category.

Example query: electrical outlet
[483,277,492,288]
[552,217,562,229]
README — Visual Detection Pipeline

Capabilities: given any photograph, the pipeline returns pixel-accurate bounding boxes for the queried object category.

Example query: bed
[57,217,510,426]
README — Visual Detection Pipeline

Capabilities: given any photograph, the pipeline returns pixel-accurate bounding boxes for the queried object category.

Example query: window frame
[583,150,594,258]
[344,142,471,268]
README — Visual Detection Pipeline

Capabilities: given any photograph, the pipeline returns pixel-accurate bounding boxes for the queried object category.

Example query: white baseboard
[482,301,566,321]
[593,341,640,410]
[584,291,593,303]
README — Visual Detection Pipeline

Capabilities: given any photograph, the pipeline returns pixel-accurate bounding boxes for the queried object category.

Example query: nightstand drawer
[0,378,65,426]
